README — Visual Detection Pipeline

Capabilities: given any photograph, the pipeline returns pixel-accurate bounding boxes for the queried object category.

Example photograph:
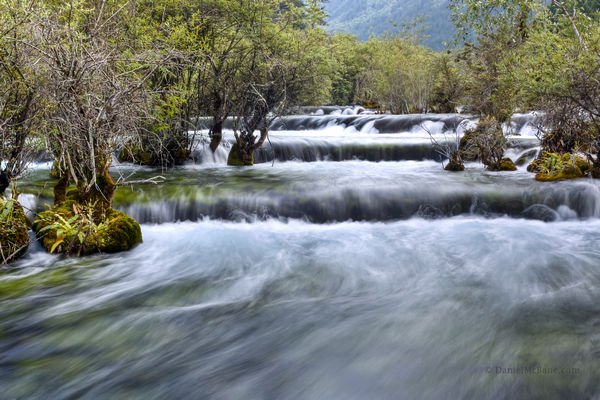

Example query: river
[2,112,599,399]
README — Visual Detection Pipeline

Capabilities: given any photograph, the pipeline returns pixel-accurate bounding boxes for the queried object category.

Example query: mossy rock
[0,199,30,263]
[535,165,587,182]
[227,143,254,166]
[534,155,591,182]
[96,209,143,253]
[33,202,142,256]
[498,157,517,171]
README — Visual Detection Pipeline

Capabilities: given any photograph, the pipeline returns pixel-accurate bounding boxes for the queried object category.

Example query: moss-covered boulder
[534,153,591,182]
[227,142,254,166]
[33,201,142,256]
[0,199,30,263]
[535,165,587,181]
[497,157,517,171]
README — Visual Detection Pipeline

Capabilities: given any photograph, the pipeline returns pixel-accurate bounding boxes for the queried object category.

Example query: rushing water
[3,113,600,399]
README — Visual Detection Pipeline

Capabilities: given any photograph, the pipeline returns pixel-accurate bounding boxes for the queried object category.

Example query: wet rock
[498,157,517,171]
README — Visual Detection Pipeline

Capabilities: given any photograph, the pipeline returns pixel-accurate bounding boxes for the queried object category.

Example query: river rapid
[2,112,600,399]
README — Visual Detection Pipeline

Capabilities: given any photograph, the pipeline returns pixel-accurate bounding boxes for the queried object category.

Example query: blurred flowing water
[3,113,600,399]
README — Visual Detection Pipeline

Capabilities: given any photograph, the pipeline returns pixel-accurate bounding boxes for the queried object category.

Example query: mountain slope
[324,0,454,50]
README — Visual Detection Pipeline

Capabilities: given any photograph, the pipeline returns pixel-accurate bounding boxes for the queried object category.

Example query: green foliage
[430,53,464,113]
[36,202,99,254]
[33,201,142,256]
[0,198,30,264]
[356,35,438,112]
[450,0,541,41]
[535,151,591,181]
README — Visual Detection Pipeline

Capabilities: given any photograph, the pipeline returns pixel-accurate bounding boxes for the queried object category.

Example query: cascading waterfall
[4,111,600,399]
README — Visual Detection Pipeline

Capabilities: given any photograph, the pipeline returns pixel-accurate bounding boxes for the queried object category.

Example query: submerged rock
[0,199,30,264]
[33,201,142,256]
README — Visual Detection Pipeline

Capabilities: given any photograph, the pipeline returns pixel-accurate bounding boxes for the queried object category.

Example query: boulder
[33,201,142,256]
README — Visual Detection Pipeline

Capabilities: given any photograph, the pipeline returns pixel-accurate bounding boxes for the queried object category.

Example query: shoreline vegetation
[2,0,600,263]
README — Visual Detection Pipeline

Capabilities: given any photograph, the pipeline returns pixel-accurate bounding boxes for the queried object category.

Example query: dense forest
[1,0,600,262]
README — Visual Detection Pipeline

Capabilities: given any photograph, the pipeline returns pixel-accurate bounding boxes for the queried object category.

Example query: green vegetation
[2,0,600,261]
[450,0,600,175]
[534,152,591,181]
[33,201,142,256]
[0,198,30,264]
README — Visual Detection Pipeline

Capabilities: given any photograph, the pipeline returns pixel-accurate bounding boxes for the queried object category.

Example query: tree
[227,0,330,165]
[450,0,541,170]
[514,1,600,177]
[0,0,40,195]
[33,0,162,213]
[356,35,436,113]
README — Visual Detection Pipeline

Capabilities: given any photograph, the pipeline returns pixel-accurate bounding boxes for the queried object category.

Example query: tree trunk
[76,168,116,220]
[0,171,10,197]
[209,119,223,153]
[53,173,69,205]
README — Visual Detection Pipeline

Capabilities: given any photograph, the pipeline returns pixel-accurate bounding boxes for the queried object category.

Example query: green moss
[575,157,591,174]
[0,199,30,264]
[33,202,142,256]
[498,157,517,171]
[227,143,254,166]
[534,153,591,181]
[96,209,142,253]
[535,166,587,181]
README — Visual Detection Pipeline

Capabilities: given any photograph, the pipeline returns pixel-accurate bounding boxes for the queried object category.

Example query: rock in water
[33,201,142,256]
